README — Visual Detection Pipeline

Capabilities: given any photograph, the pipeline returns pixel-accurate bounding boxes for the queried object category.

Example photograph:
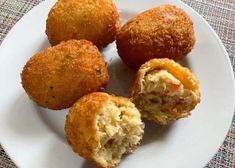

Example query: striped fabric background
[0,0,234,167]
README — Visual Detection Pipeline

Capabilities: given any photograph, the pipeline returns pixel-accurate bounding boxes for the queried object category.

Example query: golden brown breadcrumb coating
[65,92,144,168]
[46,0,120,48]
[21,40,109,110]
[130,58,200,125]
[116,5,195,69]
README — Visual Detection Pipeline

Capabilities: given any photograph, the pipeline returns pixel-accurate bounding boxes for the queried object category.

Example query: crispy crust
[116,5,195,69]
[65,92,107,167]
[46,0,120,48]
[64,92,143,168]
[21,40,109,110]
[130,58,200,124]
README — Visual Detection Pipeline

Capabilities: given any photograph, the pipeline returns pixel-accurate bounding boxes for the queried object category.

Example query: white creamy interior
[95,101,144,166]
[135,70,197,124]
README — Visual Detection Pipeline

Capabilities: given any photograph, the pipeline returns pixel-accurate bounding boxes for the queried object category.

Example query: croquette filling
[134,70,197,124]
[95,102,144,166]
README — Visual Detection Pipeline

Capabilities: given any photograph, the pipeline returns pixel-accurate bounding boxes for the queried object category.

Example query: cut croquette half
[130,58,200,125]
[65,92,144,168]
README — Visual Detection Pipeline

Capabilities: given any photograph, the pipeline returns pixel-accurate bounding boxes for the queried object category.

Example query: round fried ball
[21,40,109,110]
[65,92,144,168]
[130,58,200,125]
[116,5,195,69]
[46,0,120,48]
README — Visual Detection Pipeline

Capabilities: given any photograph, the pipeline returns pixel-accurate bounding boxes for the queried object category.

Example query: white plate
[0,0,234,168]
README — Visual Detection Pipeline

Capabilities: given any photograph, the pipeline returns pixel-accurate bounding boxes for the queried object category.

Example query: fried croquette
[21,40,109,110]
[65,92,144,168]
[130,58,200,125]
[116,5,196,69]
[46,0,120,48]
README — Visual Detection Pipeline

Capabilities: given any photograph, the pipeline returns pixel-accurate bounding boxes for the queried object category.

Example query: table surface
[0,0,234,167]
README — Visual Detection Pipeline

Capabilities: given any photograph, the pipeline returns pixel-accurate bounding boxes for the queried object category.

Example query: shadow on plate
[36,105,68,142]
[141,119,174,146]
[82,160,96,168]
[119,9,138,24]
[178,56,191,68]
[37,38,50,51]
[106,58,136,97]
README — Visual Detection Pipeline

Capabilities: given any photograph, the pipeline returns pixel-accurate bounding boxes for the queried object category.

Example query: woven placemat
[0,0,234,167]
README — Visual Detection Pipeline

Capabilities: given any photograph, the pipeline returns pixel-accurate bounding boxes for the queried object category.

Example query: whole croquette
[130,58,200,125]
[116,5,195,69]
[21,40,109,110]
[65,92,144,168]
[46,0,120,48]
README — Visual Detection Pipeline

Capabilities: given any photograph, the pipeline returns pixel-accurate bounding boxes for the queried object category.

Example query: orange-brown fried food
[46,0,120,48]
[65,92,144,168]
[130,58,200,125]
[116,5,195,69]
[21,40,109,110]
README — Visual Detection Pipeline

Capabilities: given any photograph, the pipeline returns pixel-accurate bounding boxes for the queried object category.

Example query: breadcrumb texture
[21,40,109,110]
[46,0,120,48]
[65,92,144,168]
[130,58,200,125]
[116,5,195,69]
